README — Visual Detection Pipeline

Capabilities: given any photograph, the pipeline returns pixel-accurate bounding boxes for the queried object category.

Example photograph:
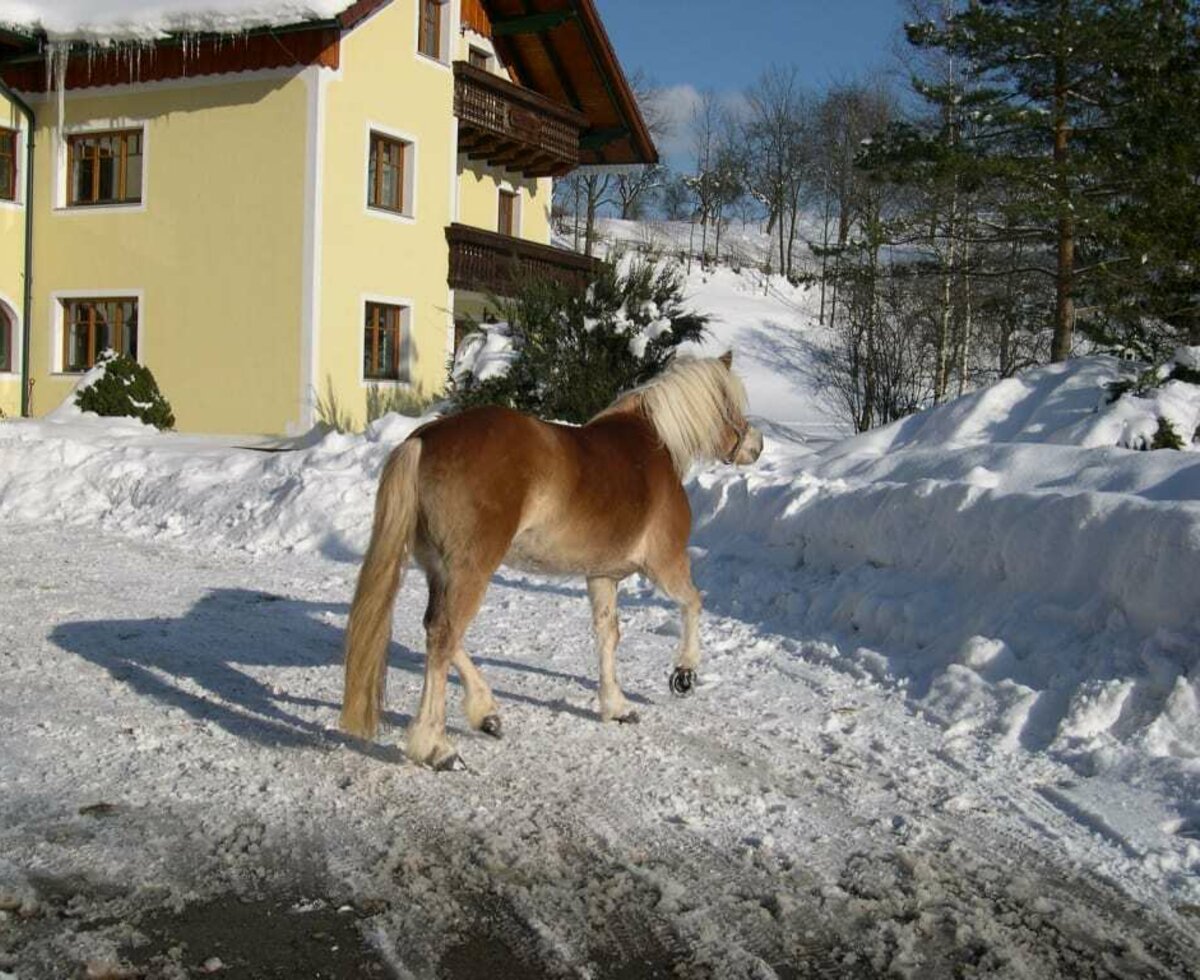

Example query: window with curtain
[368,132,409,214]
[68,129,143,206]
[62,298,139,372]
[363,302,408,382]
[418,0,444,60]
[0,128,16,202]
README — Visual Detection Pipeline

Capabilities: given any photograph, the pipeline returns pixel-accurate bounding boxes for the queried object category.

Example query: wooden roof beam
[580,126,628,151]
[490,10,576,36]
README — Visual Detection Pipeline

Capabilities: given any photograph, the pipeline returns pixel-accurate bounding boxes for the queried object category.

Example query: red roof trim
[337,0,393,30]
[0,27,340,93]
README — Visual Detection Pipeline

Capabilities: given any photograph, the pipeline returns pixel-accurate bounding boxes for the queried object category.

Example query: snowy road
[2,523,1197,978]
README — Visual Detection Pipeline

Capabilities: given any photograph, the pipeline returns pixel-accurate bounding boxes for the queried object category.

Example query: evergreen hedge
[450,258,707,423]
[76,352,175,430]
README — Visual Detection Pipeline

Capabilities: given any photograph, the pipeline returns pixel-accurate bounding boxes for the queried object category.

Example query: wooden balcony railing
[446,223,600,296]
[454,60,586,178]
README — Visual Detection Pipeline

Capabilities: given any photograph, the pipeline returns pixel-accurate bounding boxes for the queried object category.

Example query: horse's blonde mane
[601,356,747,475]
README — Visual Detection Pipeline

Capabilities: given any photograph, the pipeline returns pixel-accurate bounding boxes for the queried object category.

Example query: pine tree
[1089,0,1200,351]
[909,0,1126,362]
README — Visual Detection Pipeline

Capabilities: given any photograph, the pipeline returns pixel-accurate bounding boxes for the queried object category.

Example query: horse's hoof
[669,668,696,696]
[432,753,467,773]
[616,710,640,725]
[480,715,502,739]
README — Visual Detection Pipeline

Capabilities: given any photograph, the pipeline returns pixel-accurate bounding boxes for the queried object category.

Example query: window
[498,190,517,237]
[363,302,408,382]
[468,47,490,70]
[0,307,11,373]
[368,132,409,214]
[418,0,444,60]
[68,129,143,206]
[62,298,138,373]
[0,128,16,202]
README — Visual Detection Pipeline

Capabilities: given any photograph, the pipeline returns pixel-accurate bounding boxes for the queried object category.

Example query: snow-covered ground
[1,268,1199,977]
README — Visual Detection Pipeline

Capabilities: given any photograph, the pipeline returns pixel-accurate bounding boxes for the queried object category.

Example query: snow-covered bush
[449,258,707,423]
[75,351,175,430]
[1104,346,1200,450]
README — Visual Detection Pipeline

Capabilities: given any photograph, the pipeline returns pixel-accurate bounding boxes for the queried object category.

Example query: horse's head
[716,351,763,466]
[626,353,765,475]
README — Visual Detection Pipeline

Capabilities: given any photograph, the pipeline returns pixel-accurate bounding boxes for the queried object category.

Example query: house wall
[0,94,27,418]
[317,0,460,429]
[19,71,311,433]
[456,159,551,244]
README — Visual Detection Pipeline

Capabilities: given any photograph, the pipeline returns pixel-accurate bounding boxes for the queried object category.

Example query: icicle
[45,41,69,133]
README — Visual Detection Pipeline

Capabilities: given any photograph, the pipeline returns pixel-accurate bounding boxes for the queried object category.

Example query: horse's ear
[719,351,733,368]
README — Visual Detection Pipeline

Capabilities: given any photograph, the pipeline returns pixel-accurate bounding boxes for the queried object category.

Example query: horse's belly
[503,526,639,578]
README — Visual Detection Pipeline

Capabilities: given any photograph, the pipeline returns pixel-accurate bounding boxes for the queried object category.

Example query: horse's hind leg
[408,565,491,769]
[587,576,638,724]
[425,568,501,738]
[644,550,703,696]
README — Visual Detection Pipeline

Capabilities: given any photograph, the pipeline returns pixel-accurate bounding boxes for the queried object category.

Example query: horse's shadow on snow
[50,586,618,759]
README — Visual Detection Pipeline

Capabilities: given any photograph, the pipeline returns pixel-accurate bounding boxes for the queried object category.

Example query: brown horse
[340,353,763,769]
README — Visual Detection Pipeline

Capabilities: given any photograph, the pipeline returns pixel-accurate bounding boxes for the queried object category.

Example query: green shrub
[76,352,175,430]
[1150,416,1185,450]
[450,258,707,423]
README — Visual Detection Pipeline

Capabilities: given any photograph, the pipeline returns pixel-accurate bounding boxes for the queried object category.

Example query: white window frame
[360,294,414,387]
[49,288,146,375]
[364,121,418,224]
[53,119,148,214]
[415,0,454,69]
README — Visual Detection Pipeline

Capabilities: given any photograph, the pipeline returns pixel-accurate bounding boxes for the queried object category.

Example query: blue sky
[598,0,908,92]
[596,0,910,164]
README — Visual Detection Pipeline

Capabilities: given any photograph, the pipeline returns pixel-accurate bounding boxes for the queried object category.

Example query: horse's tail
[341,438,422,740]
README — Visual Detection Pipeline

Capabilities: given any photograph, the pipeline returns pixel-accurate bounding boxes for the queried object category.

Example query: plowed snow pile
[690,351,1200,891]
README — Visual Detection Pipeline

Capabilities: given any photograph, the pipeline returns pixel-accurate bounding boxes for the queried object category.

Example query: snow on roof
[0,0,352,41]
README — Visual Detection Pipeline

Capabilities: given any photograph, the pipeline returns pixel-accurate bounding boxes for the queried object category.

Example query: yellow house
[0,0,655,432]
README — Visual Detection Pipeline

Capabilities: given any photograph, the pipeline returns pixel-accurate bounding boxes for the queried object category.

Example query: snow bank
[0,1,348,40]
[0,411,413,556]
[686,355,1200,848]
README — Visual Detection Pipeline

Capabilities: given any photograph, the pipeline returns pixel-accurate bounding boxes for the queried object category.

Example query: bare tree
[743,66,810,279]
[614,70,671,221]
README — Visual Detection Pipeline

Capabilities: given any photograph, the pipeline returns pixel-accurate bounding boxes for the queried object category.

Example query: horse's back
[408,405,683,576]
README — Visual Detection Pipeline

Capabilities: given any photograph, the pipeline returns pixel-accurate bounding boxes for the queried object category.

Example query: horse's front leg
[587,576,639,723]
[646,554,702,696]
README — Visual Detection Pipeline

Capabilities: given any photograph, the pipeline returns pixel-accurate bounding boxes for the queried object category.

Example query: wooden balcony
[446,223,600,296]
[454,60,586,178]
